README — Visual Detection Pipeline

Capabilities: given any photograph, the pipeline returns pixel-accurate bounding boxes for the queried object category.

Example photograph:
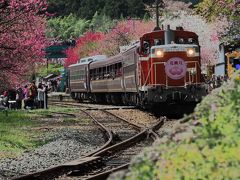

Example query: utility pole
[154,0,161,31]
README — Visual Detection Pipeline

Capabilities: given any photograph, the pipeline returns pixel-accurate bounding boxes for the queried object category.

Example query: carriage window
[103,67,107,79]
[93,69,97,80]
[105,65,112,79]
[90,70,93,80]
[105,66,110,78]
[96,68,100,80]
[110,65,114,77]
[99,68,103,79]
[116,63,122,77]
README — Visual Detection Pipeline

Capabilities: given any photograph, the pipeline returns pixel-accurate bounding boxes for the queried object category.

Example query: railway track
[14,103,164,180]
[85,109,140,144]
[49,101,136,110]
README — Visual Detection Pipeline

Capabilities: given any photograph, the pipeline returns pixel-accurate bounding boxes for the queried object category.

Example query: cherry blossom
[0,0,48,89]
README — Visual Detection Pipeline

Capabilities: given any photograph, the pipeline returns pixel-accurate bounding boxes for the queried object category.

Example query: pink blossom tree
[65,32,104,67]
[65,20,155,67]
[0,0,48,89]
[196,0,240,43]
[99,20,155,56]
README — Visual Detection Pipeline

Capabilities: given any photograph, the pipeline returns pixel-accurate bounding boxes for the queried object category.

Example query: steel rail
[13,109,113,180]
[13,107,144,180]
[49,101,136,110]
[67,118,164,179]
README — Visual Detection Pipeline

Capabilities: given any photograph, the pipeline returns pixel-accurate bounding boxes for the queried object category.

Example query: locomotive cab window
[143,40,150,54]
[154,39,163,45]
[188,38,197,44]
[177,38,185,44]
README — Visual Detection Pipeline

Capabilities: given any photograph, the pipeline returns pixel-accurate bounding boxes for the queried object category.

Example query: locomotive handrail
[143,63,153,87]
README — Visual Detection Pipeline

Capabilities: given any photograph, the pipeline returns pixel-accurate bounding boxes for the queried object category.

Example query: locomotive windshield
[154,39,163,45]
[143,40,150,54]
[176,37,198,44]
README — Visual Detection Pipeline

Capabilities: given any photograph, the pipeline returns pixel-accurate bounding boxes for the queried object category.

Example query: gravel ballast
[0,105,168,179]
[0,125,105,179]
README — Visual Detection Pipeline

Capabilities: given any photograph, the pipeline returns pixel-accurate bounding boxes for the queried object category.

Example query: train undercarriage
[70,84,206,117]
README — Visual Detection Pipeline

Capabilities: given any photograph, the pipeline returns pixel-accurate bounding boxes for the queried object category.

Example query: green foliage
[0,107,82,158]
[47,0,155,20]
[127,0,147,18]
[46,12,116,39]
[90,12,116,32]
[46,14,90,40]
[36,64,63,77]
[143,13,151,21]
[46,0,201,21]
[0,111,37,158]
[126,73,240,179]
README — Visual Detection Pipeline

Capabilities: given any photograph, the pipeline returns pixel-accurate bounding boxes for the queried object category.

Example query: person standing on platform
[37,83,45,108]
[44,83,50,109]
[16,84,23,109]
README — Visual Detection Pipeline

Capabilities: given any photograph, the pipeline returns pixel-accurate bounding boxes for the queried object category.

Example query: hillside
[46,0,200,19]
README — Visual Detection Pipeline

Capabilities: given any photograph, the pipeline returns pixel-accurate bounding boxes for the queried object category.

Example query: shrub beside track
[122,74,240,179]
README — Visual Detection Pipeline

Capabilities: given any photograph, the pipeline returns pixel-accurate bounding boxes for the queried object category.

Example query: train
[68,25,207,109]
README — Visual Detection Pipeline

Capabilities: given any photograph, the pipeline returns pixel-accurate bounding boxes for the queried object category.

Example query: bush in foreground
[124,74,240,180]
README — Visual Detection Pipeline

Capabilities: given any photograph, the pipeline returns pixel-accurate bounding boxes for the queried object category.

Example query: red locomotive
[69,25,207,109]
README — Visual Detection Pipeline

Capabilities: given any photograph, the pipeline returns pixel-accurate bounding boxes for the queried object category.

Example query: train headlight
[155,49,164,57]
[186,48,195,57]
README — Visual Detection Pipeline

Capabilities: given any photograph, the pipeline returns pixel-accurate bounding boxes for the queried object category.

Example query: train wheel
[100,94,106,104]
[77,93,83,102]
[136,94,141,107]
[121,94,127,105]
[92,94,97,103]
[78,98,83,103]
[111,94,121,105]
[141,100,148,110]
[106,94,111,104]
[139,93,149,110]
[130,93,137,106]
[70,92,75,99]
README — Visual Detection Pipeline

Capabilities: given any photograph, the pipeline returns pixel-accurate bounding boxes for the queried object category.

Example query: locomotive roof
[141,29,198,39]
